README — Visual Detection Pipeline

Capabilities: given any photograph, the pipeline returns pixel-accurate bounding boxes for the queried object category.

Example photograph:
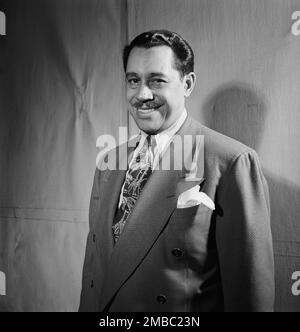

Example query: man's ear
[183,72,196,97]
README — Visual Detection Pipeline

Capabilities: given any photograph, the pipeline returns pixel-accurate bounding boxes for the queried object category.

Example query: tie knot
[146,135,156,150]
[146,135,152,146]
[144,135,156,168]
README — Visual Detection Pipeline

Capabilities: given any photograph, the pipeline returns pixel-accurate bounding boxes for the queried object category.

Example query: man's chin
[131,110,165,134]
[133,117,163,134]
[136,121,161,134]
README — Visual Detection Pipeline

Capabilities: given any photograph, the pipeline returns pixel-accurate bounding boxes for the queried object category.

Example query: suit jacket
[79,115,275,312]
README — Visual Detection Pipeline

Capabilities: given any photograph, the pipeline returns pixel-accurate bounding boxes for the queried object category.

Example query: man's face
[125,46,193,134]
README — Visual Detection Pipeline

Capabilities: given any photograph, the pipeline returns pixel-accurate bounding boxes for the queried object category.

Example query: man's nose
[136,84,154,101]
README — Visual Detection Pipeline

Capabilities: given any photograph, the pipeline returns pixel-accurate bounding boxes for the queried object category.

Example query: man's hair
[123,29,194,77]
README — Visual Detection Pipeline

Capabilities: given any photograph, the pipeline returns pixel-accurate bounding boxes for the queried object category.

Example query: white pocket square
[177,185,215,210]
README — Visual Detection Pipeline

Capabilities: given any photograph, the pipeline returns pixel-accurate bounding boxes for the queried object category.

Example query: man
[79,30,274,312]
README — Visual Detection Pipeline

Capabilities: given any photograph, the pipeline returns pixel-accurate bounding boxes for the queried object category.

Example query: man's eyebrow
[125,72,167,79]
[125,72,138,78]
[148,72,167,78]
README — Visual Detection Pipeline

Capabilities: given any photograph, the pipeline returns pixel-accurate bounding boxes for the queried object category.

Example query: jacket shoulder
[189,117,256,160]
[187,117,259,178]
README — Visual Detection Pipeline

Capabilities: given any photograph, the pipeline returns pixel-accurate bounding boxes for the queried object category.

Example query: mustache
[132,100,163,109]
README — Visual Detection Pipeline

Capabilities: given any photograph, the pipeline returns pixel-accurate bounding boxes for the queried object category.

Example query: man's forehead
[126,45,176,74]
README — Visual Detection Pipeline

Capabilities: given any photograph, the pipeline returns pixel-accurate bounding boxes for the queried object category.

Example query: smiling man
[79,30,275,312]
[125,44,195,134]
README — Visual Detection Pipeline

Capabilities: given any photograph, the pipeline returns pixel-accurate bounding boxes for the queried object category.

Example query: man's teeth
[138,108,156,112]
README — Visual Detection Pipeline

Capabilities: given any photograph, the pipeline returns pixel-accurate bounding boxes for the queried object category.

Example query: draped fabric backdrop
[0,0,300,311]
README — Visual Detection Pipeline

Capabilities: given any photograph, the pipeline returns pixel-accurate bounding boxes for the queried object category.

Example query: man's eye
[149,79,166,88]
[127,78,140,87]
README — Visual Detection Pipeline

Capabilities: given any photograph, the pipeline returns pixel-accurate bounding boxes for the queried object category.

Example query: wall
[0,0,127,311]
[0,0,300,311]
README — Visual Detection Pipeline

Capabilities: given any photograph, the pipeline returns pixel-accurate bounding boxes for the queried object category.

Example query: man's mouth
[134,104,163,114]
[137,107,157,114]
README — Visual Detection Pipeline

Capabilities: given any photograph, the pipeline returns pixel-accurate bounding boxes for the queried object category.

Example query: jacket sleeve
[215,150,275,312]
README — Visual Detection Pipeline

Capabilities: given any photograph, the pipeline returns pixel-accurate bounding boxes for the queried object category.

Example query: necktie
[112,135,155,243]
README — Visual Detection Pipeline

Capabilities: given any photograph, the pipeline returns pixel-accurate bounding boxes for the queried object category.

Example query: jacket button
[92,234,96,242]
[171,248,183,257]
[156,294,167,304]
[91,280,94,288]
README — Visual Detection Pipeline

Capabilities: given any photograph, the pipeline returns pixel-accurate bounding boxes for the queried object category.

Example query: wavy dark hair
[123,30,194,77]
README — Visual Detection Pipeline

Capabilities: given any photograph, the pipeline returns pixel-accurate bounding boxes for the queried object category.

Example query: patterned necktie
[112,135,156,243]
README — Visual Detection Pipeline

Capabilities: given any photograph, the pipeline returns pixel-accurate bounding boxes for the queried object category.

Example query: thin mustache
[132,101,162,109]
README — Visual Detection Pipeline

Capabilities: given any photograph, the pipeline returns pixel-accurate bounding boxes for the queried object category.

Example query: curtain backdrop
[0,0,127,311]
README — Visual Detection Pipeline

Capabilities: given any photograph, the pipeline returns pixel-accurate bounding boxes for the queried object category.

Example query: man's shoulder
[188,116,257,163]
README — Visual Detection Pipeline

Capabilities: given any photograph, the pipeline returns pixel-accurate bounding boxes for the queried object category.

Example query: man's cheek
[126,92,135,103]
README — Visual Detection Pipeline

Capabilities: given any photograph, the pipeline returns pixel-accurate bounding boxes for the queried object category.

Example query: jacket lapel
[94,136,140,267]
[98,116,203,311]
[94,169,126,266]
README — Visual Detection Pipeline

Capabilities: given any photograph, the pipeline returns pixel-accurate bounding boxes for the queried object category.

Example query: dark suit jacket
[79,115,274,312]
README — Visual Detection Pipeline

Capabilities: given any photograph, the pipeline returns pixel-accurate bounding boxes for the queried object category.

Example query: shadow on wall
[202,83,300,311]
[202,82,267,150]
